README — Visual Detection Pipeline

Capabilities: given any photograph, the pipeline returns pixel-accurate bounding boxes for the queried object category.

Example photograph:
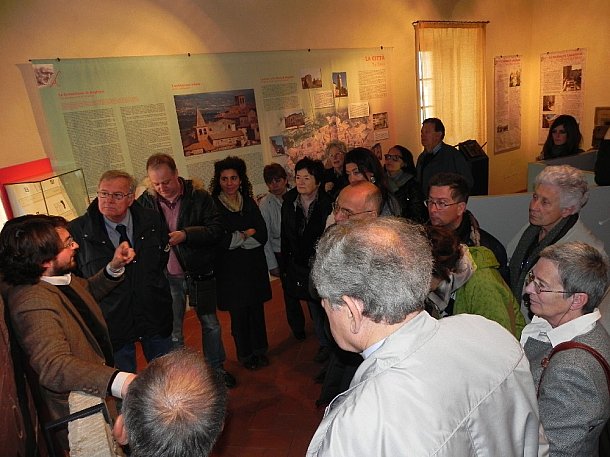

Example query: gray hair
[99,170,137,193]
[325,140,348,157]
[539,242,609,313]
[122,349,227,457]
[534,165,589,211]
[312,217,433,324]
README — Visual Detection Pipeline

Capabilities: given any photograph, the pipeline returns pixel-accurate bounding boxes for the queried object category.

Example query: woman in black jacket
[210,156,271,370]
[384,144,427,222]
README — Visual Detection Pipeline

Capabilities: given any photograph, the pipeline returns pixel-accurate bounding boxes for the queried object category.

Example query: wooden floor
[137,279,325,457]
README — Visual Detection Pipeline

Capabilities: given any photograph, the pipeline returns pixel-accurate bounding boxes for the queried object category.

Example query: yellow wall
[1,0,607,193]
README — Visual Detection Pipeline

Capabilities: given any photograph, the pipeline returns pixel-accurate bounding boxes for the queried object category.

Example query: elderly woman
[425,225,525,337]
[507,165,606,321]
[210,156,271,370]
[384,144,427,222]
[344,147,401,216]
[538,114,583,160]
[322,140,348,200]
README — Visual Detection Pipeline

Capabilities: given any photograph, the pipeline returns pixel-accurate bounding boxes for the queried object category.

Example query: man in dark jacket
[70,170,173,373]
[426,172,509,283]
[416,117,474,193]
[138,153,235,388]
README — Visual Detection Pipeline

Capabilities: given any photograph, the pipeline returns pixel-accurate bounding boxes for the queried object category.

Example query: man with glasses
[332,181,382,224]
[0,215,136,452]
[521,241,610,456]
[70,170,174,372]
[426,172,509,283]
[315,180,382,407]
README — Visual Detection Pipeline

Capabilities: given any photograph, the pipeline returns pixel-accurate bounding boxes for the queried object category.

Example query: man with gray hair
[307,217,545,456]
[70,170,173,373]
[521,241,610,456]
[508,165,606,322]
[113,349,227,457]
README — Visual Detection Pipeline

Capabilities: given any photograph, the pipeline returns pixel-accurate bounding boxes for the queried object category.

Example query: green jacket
[454,246,525,338]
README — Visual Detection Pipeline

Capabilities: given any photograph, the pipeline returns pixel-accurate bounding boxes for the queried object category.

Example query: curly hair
[0,214,67,285]
[209,156,253,198]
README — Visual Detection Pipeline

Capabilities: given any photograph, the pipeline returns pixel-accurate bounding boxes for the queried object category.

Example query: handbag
[185,272,217,315]
[538,340,610,454]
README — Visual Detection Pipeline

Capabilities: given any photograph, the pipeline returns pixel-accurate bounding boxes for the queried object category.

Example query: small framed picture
[594,106,610,126]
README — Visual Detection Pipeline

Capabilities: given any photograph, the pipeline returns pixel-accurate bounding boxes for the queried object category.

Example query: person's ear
[560,205,577,217]
[456,201,466,217]
[570,292,588,312]
[113,414,129,446]
[342,295,365,334]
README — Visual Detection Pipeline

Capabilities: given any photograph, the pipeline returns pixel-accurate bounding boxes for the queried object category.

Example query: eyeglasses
[332,202,375,219]
[384,154,402,162]
[526,270,572,295]
[62,236,76,249]
[97,191,133,201]
[424,199,462,210]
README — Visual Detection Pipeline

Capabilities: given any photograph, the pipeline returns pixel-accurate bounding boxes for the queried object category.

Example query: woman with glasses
[425,225,525,338]
[384,144,427,223]
[343,147,401,217]
[210,156,271,371]
[538,114,583,160]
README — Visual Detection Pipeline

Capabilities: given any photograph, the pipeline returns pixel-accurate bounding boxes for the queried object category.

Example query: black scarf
[508,214,578,301]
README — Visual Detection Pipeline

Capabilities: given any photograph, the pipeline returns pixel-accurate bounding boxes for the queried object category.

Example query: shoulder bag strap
[538,341,610,398]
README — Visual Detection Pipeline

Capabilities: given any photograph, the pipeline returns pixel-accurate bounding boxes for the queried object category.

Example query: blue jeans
[167,274,226,369]
[114,334,172,373]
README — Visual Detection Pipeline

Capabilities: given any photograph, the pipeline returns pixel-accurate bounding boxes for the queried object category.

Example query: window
[414,21,487,146]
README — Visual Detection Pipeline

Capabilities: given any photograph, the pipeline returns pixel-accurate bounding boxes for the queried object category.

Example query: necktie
[115,224,131,247]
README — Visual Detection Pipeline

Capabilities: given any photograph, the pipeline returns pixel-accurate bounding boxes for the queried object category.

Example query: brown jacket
[7,269,120,423]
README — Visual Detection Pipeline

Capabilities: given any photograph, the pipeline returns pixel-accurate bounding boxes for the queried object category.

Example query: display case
[4,169,89,221]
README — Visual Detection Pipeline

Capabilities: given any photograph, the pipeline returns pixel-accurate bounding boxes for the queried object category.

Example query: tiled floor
[137,279,325,456]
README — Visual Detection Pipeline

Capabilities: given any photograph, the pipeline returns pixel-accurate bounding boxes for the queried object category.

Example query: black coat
[281,188,333,300]
[392,176,427,223]
[138,178,225,275]
[213,195,271,310]
[69,201,172,348]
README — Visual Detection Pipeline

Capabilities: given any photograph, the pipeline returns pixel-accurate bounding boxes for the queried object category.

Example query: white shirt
[520,309,601,348]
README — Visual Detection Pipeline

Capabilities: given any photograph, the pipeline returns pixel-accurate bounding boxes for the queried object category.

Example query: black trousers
[228,302,268,362]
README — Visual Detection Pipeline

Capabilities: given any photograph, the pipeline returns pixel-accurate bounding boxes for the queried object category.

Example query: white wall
[1,0,607,193]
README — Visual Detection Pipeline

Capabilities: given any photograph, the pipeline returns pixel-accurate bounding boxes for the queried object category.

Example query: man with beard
[0,215,136,452]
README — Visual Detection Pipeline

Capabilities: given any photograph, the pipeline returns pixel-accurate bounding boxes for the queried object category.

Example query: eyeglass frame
[332,202,375,219]
[424,199,462,210]
[384,154,402,162]
[96,190,134,201]
[62,235,77,249]
[526,270,574,295]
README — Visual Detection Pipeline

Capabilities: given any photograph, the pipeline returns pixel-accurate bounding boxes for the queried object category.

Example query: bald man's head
[334,181,382,224]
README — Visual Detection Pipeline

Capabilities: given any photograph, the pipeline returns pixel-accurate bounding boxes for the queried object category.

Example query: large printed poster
[494,55,522,154]
[538,49,586,144]
[32,49,394,196]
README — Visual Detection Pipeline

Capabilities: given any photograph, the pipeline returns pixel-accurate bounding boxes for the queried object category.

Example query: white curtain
[414,21,487,147]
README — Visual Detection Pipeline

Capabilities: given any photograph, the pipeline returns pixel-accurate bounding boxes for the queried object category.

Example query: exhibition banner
[32,48,394,196]
[538,48,586,144]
